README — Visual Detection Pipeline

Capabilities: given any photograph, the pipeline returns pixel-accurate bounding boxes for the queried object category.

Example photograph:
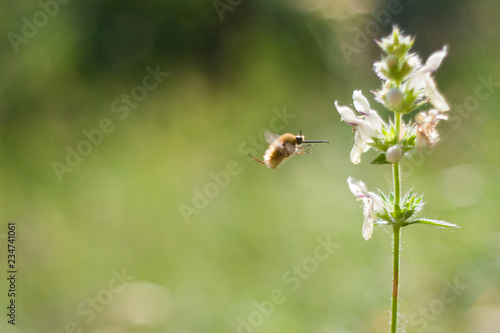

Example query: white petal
[361,136,371,153]
[353,90,371,115]
[362,218,373,240]
[408,69,426,90]
[335,101,358,124]
[350,143,362,164]
[422,45,447,73]
[351,121,374,137]
[362,201,374,240]
[347,177,368,197]
[368,191,385,214]
[350,132,367,164]
[356,120,378,140]
[365,110,384,130]
[425,76,450,111]
[437,113,449,121]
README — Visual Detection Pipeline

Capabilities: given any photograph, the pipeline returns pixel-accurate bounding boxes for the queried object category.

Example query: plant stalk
[390,222,401,333]
[390,112,403,333]
[393,112,402,206]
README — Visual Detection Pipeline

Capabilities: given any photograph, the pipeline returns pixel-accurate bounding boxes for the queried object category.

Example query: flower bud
[386,87,404,107]
[385,55,398,69]
[376,26,414,57]
[386,144,403,163]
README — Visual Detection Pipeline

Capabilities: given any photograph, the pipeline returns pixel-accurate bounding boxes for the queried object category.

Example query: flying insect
[247,130,329,169]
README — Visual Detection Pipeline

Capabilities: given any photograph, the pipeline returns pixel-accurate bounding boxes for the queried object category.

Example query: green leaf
[405,219,459,228]
[371,153,391,165]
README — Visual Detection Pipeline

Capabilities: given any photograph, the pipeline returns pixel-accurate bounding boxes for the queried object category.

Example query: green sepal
[400,133,416,152]
[393,203,402,219]
[383,124,397,142]
[369,137,389,151]
[370,153,391,165]
[400,190,424,220]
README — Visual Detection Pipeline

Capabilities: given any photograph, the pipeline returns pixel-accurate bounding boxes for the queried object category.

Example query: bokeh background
[1,0,499,332]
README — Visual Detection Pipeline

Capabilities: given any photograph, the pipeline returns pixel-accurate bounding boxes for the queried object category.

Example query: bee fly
[247,130,329,169]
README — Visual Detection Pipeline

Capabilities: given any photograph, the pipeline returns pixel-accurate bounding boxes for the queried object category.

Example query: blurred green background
[1,0,499,332]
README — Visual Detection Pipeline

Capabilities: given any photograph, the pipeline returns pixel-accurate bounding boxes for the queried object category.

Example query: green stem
[391,223,401,333]
[393,161,401,207]
[390,112,403,333]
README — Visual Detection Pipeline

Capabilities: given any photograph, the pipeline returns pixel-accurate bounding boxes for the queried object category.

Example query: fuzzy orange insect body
[247,131,328,169]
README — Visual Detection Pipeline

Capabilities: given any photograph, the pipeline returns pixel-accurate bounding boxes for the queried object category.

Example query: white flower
[415,109,448,150]
[336,91,386,164]
[352,90,385,129]
[408,46,449,111]
[347,177,385,240]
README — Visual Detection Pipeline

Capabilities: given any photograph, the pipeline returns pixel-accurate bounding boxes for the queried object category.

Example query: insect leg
[298,144,313,149]
[246,153,267,166]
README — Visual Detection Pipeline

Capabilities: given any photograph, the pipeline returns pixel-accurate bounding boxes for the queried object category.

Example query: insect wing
[264,132,281,147]
[283,142,296,155]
